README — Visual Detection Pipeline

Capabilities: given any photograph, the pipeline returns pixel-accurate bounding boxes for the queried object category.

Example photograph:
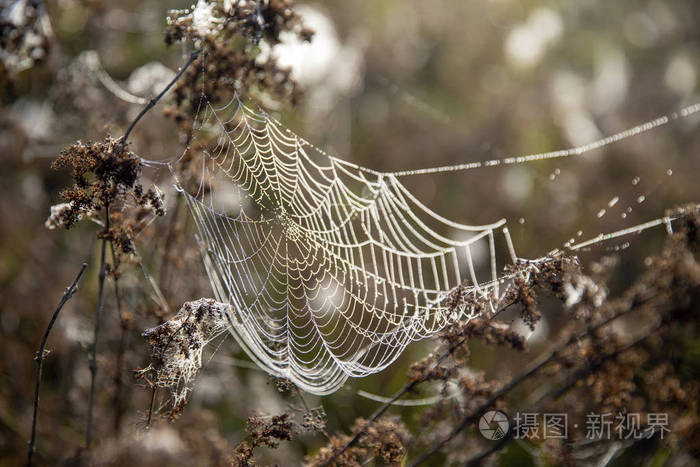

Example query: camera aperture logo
[479,410,509,440]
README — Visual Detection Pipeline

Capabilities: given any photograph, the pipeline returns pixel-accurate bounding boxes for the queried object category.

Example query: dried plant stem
[117,49,204,428]
[455,323,661,467]
[113,320,129,434]
[158,195,182,300]
[464,433,513,466]
[409,307,651,466]
[145,384,158,429]
[110,242,128,435]
[123,47,203,142]
[322,334,470,466]
[86,204,110,448]
[27,262,88,467]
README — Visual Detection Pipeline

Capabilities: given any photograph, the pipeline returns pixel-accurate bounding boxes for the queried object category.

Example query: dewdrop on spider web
[152,87,700,396]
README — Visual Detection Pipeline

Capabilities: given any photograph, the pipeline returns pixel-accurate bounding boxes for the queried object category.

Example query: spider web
[168,89,699,394]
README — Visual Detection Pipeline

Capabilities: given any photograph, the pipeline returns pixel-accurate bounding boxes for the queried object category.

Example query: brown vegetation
[1,1,698,466]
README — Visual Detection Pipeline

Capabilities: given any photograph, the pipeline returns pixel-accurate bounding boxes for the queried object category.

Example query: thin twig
[322,334,470,466]
[114,46,204,430]
[123,48,203,141]
[466,433,513,466]
[294,384,310,413]
[408,306,652,466]
[113,320,129,434]
[158,194,182,301]
[454,323,662,467]
[28,263,88,467]
[86,203,110,448]
[109,242,128,435]
[146,384,158,429]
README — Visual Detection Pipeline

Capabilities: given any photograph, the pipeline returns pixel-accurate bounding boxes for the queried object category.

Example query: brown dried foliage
[306,416,409,467]
[232,407,327,465]
[246,413,294,449]
[163,0,312,134]
[51,136,165,255]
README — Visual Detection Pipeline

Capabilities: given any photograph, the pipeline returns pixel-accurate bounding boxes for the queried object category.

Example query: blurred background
[1,0,699,465]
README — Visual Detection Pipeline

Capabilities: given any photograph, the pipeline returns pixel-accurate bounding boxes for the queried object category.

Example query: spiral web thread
[172,91,699,394]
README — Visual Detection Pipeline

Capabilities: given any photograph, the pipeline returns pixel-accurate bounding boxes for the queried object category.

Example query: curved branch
[27,263,88,467]
[123,48,203,141]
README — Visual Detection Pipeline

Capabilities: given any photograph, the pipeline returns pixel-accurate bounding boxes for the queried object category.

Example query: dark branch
[28,262,88,467]
[123,48,203,142]
[109,241,128,435]
[322,334,470,466]
[452,323,663,467]
[466,433,513,466]
[86,203,110,448]
[408,306,652,466]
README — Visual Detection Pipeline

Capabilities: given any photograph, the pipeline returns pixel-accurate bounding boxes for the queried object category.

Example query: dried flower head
[50,136,165,255]
[141,299,230,415]
[163,0,313,134]
[51,137,141,226]
[246,413,293,448]
[44,201,94,230]
[354,417,410,465]
[301,407,327,434]
[306,416,409,466]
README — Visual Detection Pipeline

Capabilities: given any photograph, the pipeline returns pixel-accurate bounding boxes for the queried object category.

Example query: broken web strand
[567,207,694,252]
[141,87,699,394]
[387,103,700,176]
[375,98,699,254]
[375,87,698,246]
[570,168,685,253]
